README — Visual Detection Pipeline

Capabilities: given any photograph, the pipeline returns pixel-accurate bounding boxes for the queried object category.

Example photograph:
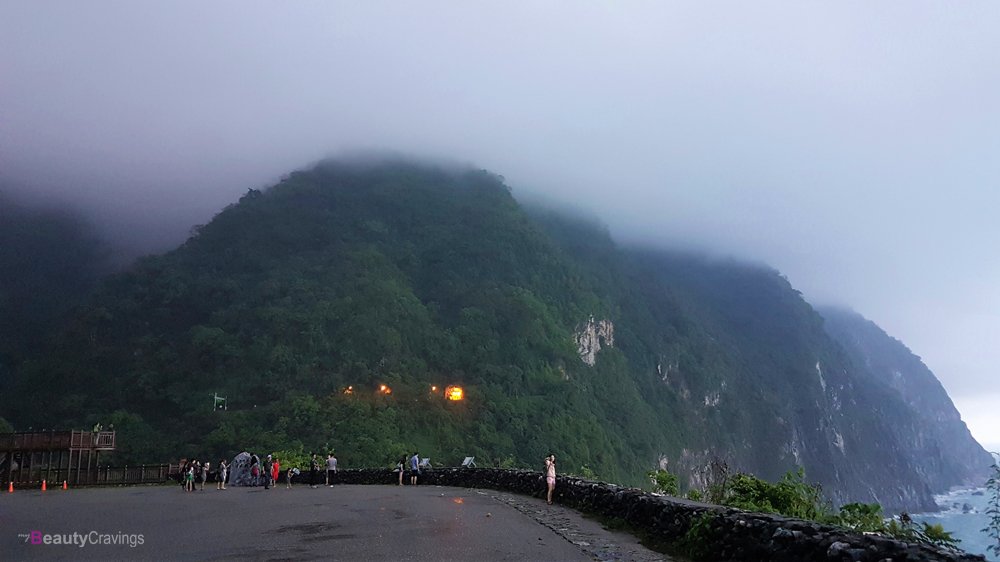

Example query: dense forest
[0,159,989,511]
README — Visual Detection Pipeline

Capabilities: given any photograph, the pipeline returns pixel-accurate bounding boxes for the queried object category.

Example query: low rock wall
[325,467,983,562]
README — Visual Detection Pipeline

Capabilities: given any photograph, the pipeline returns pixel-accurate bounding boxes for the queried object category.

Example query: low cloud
[2,2,997,443]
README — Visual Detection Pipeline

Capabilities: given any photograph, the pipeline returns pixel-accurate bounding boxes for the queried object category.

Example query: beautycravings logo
[19,530,144,548]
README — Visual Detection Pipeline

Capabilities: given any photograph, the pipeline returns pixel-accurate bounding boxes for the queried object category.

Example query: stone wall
[325,467,984,562]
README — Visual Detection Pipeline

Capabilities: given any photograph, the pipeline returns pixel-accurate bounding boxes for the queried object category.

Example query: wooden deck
[0,430,116,452]
[1,430,127,486]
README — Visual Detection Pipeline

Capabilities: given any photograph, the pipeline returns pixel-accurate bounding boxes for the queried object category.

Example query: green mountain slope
[3,159,987,510]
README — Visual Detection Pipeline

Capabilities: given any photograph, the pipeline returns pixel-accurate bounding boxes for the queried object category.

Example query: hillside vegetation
[2,159,988,510]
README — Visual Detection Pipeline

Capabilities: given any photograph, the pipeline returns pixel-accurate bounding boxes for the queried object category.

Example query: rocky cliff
[819,307,993,493]
[574,316,614,366]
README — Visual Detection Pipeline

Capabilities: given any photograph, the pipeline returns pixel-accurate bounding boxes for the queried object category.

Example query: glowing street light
[446,385,464,401]
[343,386,354,395]
[379,384,392,395]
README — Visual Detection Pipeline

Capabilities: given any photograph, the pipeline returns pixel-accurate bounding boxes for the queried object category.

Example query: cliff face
[2,159,987,512]
[818,307,993,493]
[553,245,966,512]
[574,317,614,366]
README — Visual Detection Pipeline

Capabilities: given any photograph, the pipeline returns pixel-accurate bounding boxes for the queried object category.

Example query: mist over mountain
[0,191,113,374]
[0,159,988,512]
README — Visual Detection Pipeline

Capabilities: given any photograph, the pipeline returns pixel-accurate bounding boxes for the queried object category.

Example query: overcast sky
[2,1,998,450]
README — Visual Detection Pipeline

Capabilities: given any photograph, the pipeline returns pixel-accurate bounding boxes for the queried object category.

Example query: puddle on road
[302,533,357,543]
[270,522,342,535]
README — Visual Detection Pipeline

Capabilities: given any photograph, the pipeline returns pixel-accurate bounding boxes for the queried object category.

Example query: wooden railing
[0,430,116,451]
[1,463,171,486]
[92,464,171,485]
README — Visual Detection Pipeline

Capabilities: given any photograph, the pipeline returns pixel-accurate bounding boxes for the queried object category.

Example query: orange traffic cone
[41,480,47,491]
[62,481,68,490]
[7,482,12,493]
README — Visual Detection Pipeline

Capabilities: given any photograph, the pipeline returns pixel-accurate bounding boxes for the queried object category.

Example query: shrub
[497,455,519,469]
[981,455,1000,557]
[722,468,831,520]
[648,469,679,495]
[271,447,311,471]
[835,502,885,532]
[884,514,961,551]
[692,464,962,552]
[675,512,718,560]
[920,522,960,549]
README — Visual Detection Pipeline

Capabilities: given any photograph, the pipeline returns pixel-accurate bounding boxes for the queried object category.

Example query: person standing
[396,456,406,486]
[263,455,273,490]
[326,452,338,487]
[310,453,320,488]
[200,461,210,491]
[250,453,260,487]
[271,457,280,489]
[544,454,557,505]
[409,451,420,485]
[217,460,227,490]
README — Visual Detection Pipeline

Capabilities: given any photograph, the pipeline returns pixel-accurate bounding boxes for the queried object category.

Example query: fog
[2,2,998,449]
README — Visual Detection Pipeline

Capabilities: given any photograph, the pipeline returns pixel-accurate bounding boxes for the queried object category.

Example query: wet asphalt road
[0,484,670,561]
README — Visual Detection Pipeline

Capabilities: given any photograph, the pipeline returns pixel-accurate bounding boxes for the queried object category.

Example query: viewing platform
[0,430,116,452]
[1,429,119,486]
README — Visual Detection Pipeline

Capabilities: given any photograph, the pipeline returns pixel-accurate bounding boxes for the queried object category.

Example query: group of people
[247,453,281,489]
[180,459,221,492]
[178,451,337,490]
[392,450,556,505]
[305,452,339,488]
[179,450,558,505]
[393,451,427,486]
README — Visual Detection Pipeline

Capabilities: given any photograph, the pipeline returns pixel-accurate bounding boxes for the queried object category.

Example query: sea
[914,486,998,561]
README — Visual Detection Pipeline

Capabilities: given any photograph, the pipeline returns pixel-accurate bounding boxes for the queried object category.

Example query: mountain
[0,193,109,380]
[2,159,988,511]
[818,307,993,493]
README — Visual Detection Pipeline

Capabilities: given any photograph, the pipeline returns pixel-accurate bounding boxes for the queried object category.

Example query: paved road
[0,484,670,561]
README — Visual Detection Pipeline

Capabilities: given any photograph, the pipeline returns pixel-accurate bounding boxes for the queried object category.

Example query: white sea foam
[914,486,997,561]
